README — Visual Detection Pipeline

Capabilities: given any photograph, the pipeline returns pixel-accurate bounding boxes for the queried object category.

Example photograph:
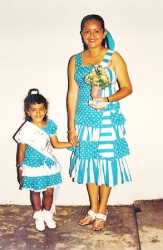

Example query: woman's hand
[95,97,108,103]
[68,130,79,146]
[90,97,108,111]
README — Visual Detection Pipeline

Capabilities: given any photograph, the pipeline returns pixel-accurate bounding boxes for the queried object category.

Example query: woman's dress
[69,50,132,187]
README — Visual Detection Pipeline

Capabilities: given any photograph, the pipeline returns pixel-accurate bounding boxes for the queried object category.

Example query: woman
[67,14,133,231]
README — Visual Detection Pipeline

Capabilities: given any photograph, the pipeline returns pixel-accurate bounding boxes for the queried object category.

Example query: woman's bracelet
[67,128,76,133]
[107,97,110,102]
[16,163,21,168]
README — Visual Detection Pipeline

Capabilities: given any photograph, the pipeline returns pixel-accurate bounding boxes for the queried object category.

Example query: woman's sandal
[79,209,96,226]
[92,212,107,231]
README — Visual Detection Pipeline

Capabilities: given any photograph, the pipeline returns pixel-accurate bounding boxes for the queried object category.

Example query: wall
[0,0,162,205]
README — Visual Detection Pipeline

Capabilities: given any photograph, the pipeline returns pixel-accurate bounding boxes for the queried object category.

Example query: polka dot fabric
[21,119,62,192]
[69,51,132,187]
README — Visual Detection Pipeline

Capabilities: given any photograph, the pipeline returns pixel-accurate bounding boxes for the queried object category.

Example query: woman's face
[81,19,106,49]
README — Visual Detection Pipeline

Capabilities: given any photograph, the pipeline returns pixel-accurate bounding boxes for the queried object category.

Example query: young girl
[14,88,75,231]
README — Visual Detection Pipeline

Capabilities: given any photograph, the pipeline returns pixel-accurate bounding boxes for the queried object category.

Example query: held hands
[68,130,79,147]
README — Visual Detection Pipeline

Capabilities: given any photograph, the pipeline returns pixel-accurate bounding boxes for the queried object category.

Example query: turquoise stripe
[100,132,112,136]
[94,165,99,183]
[98,149,114,153]
[104,163,109,186]
[106,52,113,57]
[109,86,112,95]
[103,58,109,63]
[99,141,113,145]
[87,162,91,183]
[102,117,111,121]
[102,124,112,128]
[112,160,118,185]
[107,68,113,82]
[77,162,85,183]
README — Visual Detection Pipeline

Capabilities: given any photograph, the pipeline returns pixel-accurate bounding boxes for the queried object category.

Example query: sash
[14,121,58,163]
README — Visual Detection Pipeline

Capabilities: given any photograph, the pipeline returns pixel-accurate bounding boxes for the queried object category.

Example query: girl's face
[81,19,106,49]
[27,103,47,124]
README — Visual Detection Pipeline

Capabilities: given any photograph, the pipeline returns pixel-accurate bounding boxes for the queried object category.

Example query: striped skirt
[69,109,132,187]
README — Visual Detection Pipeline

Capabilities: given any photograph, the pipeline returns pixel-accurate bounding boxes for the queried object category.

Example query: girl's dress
[69,50,132,187]
[19,119,62,192]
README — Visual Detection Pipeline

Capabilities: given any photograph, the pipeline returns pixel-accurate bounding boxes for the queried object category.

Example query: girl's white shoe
[33,210,45,231]
[43,209,56,229]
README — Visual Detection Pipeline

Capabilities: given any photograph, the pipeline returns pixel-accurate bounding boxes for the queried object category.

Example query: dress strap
[74,53,81,69]
[100,50,114,67]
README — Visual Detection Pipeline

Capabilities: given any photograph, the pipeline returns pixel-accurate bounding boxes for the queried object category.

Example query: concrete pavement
[0,200,162,250]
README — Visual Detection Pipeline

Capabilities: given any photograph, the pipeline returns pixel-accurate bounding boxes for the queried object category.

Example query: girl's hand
[17,169,23,187]
[68,130,79,146]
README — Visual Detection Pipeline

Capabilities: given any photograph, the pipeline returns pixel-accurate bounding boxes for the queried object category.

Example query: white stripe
[98,144,113,150]
[72,158,80,181]
[103,119,111,125]
[99,136,113,141]
[99,152,114,158]
[92,128,100,141]
[21,163,60,177]
[89,159,94,182]
[108,162,114,186]
[117,160,121,185]
[123,158,131,181]
[101,128,112,133]
[83,159,88,183]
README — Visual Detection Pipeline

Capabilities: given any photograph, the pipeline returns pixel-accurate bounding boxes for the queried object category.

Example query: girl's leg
[93,185,112,231]
[30,191,45,231]
[79,183,99,225]
[30,191,41,211]
[42,188,56,229]
[42,188,54,211]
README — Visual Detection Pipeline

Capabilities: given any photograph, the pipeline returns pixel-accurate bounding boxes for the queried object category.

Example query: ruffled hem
[21,172,62,191]
[21,163,61,177]
[70,157,132,187]
[21,184,61,193]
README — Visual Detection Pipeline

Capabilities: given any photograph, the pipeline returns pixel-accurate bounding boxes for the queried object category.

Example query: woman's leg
[93,185,112,231]
[99,185,112,214]
[79,183,99,225]
[42,188,54,211]
[30,191,41,211]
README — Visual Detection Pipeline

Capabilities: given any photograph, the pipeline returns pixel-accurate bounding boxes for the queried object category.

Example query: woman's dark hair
[80,14,108,50]
[24,88,48,121]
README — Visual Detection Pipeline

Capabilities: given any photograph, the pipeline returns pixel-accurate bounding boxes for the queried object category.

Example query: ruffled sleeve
[47,119,57,136]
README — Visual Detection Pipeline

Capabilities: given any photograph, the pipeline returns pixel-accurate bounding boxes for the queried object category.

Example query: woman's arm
[109,51,133,101]
[97,51,133,103]
[67,56,79,145]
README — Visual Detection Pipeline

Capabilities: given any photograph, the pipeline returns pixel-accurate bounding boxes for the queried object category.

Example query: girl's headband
[105,29,115,50]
